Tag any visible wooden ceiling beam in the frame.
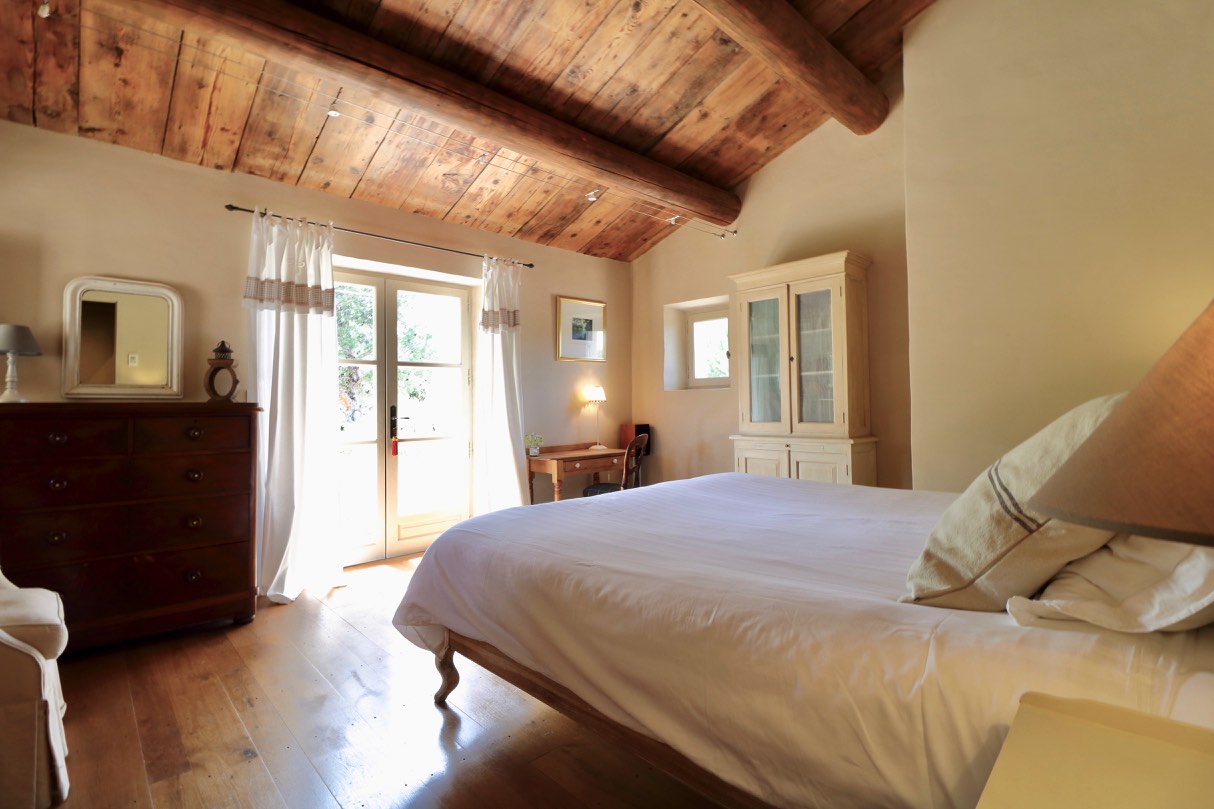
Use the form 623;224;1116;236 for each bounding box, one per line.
126;0;742;226
688;0;889;135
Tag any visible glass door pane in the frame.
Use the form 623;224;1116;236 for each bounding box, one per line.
748;297;782;423
796;288;835;425
335;279;386;566
387;284;470;557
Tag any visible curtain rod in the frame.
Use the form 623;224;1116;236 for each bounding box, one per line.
223;204;534;268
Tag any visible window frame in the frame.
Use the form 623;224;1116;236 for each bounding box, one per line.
685;307;730;389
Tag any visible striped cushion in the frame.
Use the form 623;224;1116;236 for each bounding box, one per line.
903;393;1124;611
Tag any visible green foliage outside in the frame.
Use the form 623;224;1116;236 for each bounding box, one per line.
336;284;437;426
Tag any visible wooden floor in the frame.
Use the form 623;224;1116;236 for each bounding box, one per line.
56;556;719;809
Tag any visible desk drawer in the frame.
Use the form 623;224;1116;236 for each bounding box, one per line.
3;494;252;569
560;456;622;475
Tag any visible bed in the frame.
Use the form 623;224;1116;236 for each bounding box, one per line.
393;472;1214;809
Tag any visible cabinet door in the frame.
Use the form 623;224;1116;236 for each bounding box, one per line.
735;444;789;477
736;286;790;434
789;278;846;436
789;449;847;483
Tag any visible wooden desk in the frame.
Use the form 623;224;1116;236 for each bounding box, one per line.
527;442;626;503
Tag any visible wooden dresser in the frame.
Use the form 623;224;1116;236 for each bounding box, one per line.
0;402;258;650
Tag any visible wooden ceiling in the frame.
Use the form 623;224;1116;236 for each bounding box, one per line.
2;0;935;261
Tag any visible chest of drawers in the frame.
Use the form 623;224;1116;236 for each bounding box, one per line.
0;402;258;650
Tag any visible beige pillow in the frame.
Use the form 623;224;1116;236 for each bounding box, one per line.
1008;534;1214;632
903;393;1123;611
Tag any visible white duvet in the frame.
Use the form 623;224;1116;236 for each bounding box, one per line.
394;473;1214;809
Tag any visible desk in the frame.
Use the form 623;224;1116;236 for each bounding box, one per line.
527;443;626;503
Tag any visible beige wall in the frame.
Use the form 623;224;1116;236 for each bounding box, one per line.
632;78;913;489
0;122;630;500
904;0;1214;492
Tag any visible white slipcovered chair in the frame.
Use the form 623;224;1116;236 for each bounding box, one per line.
0;569;69;809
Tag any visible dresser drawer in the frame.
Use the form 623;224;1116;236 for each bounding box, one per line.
3;494;252;570
21;542;253;624
0;416;128;459
128;452;253;498
0;457;129;509
0;452;252;509
134;415;252;454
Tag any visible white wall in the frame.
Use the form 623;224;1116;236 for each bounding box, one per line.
904;0;1214;491
0;121;631;500
632;78;913;489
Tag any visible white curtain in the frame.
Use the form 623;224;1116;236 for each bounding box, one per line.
243;211;342;603
472;256;527;514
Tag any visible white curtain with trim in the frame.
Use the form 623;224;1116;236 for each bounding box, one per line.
472;256;527;514
243;210;342;603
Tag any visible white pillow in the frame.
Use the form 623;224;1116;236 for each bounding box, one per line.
1008;534;1214;633
903;393;1122;611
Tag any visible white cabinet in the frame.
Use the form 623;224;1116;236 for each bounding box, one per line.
731;435;878;485
729;251;877;485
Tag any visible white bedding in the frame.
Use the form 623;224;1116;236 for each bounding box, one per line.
394;473;1214;809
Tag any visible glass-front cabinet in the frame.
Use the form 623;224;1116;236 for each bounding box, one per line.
730;251;877;485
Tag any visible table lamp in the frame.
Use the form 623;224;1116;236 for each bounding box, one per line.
0;324;41;403
586;384;607;449
1030;299;1214;546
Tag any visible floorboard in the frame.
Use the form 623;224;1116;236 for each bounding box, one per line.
55;556;723;809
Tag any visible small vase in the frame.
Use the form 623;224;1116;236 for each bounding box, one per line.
528;447;539;456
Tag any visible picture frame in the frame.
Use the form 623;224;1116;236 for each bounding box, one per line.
555;296;606;362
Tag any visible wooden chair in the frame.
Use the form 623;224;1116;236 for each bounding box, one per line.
583;433;649;497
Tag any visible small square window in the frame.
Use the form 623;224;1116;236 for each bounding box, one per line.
687;309;729;388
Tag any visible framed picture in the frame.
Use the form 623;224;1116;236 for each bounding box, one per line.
555;296;606;362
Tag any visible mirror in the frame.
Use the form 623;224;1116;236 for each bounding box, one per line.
62;276;183;398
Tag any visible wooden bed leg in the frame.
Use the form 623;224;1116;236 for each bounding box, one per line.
433;641;460;704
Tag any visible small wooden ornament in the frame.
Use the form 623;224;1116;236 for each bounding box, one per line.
204;340;240;403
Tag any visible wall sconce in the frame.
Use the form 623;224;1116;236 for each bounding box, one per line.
0;324;42;403
585;384;607;449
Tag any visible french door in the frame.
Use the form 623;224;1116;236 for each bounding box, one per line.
334;270;472;565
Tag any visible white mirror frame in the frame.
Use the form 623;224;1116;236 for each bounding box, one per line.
62;276;183;398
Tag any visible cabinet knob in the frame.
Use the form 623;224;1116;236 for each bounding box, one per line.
48;478;68;492
186;426;206;441
47;431;69;446
612;458;619;464
185;514;204;530
47;530;68;545
184;569;204;584
574;462;581;469
185;469;205;483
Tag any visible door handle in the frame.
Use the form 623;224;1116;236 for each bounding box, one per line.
390;404;398;456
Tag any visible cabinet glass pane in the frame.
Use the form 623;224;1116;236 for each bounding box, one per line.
748;298;781;423
797;288;834;424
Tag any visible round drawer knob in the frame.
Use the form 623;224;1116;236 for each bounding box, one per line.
48;478;68;492
48;530;68;545
574;462;581;469
47;431;69;446
184;569;204;584
612;458;619;464
185;469;205;483
186;426;206;440
185;515;204;530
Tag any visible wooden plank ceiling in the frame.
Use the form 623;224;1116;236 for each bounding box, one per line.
2;0;935;261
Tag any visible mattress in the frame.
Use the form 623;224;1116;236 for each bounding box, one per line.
394;473;1214;809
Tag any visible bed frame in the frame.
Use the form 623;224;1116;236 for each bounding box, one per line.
433;630;777;809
